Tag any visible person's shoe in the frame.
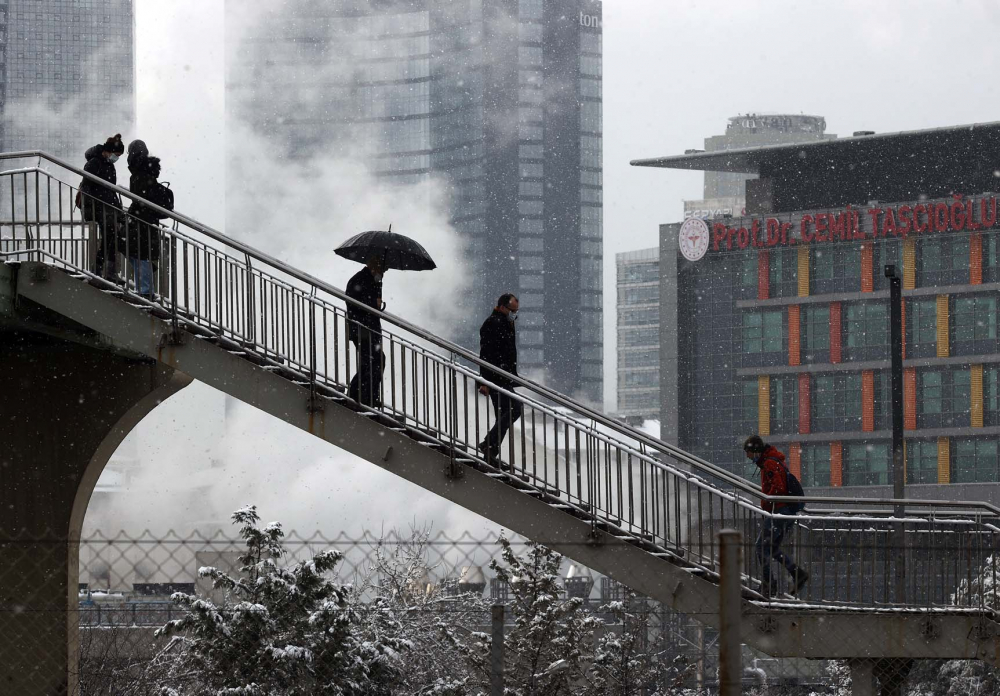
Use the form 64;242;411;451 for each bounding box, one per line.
477;441;496;463
790;570;809;595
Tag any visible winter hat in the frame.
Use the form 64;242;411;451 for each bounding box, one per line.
102;134;124;154
142;156;161;179
127;139;148;167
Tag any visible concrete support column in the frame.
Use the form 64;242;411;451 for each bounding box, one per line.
850;659;875;696
0;331;189;695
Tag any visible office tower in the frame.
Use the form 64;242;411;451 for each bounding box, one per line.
226;0;603;403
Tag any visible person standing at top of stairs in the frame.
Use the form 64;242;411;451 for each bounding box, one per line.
80;134;125;280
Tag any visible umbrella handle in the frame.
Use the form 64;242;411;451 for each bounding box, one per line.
380;301;387;311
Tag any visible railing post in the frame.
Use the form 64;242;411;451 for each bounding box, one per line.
491;603;505;696
718;529;742;696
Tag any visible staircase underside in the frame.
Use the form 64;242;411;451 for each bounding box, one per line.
6;261;999;665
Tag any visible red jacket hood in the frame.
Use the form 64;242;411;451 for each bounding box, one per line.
760;445;785;465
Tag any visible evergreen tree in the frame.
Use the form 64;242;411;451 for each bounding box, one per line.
446;536;600;695
155;506;409;695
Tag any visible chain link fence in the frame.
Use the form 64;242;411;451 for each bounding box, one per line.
0;528;992;694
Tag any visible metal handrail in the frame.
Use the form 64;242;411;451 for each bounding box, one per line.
7;150;1000;516
4;154;1000;610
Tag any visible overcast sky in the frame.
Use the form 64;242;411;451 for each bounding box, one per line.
111;0;1000;534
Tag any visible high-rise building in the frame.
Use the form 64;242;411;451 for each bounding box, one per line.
615;247;658;422
2;1;136;160
684;114;834;221
226;0;603;403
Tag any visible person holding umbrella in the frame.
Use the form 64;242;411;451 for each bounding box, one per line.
345;254;387;407
336;228;436;409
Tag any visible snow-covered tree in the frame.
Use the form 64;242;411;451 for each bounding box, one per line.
155;505;409;695
582;591;673;695
350;527;488;694
445;535;600;695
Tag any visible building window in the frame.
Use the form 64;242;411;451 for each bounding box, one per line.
954;296;997;342
812;373;862;432
908;440;939;484
769;249;797;297
740;256;756;290
916;369;970;427
804;305;830;352
770;376;798;434
845;443;889;486
742;310;783;353
954;439;1000;483
845;302;888;352
812;247;835;281
987;366;1000;426
908;299;937;347
801;444;830;488
919;370;943;415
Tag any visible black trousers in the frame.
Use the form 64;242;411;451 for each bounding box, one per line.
754;511;800;583
348;334;384;407
482;389;522;453
91;209;121;280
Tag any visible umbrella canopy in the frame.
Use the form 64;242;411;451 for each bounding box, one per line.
334;230;436;271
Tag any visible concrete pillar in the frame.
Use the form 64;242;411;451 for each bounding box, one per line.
850;659;875;696
0;330;190;695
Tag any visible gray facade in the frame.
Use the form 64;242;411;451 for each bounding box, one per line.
3;1;135;159
615;247;658;421
226;0;603;404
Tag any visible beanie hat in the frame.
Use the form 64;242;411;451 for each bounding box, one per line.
102;134;124;154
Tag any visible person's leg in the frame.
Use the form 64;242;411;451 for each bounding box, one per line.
754;518;774;582
482;390;503;451
370;339;384;407
348;338;362;403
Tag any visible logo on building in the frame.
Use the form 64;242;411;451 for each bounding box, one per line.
678;218;710;261
579;11;600;28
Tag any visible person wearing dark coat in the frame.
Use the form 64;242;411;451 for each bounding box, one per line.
81;134;125;279
477;293;522;464
123;154;169;298
744;435;809;597
346;256;386;408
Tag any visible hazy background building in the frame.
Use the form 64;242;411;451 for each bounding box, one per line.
615;247;658;422
3;0;135;159
683;114;834;221
225;0;603;404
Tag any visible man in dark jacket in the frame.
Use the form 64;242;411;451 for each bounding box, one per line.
125;154;171;298
346;255;386;408
744;435;808;596
478;294;522;463
81;134;125;279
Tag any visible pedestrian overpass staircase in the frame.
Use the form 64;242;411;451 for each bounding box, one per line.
3;152;1000;674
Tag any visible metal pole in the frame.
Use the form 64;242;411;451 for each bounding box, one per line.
885;265;905;508
718;529;742;696
491;603;505;696
886;265;906;604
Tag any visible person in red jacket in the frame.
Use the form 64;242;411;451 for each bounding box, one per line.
744;435;809;597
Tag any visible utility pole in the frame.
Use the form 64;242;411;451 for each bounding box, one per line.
718;530;742;696
885;264;906;603
885;265;905;507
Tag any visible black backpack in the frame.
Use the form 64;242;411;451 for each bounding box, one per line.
147;181;174;213
783;464;806;513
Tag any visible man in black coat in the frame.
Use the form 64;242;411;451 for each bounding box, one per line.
346;255;386;408
81;134;125;279
478;293;522;463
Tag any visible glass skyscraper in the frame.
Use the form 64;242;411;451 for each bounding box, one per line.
2;0;135;160
226;0;603;404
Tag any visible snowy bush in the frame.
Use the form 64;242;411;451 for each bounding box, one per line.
154;505;409;695
444;535;601;695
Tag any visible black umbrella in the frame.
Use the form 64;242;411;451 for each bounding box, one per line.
334;229;437;271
